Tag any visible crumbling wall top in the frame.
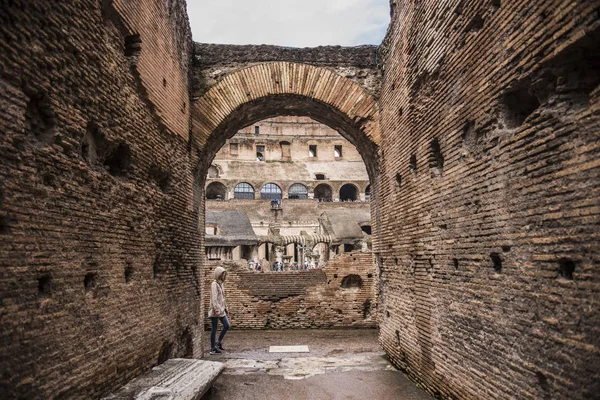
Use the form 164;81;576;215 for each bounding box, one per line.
194;43;379;67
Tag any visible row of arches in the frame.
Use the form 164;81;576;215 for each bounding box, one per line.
206;182;371;202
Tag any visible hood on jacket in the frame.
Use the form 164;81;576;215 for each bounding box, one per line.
214;266;226;281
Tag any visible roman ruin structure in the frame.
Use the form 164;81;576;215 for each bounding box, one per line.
204;116;371;264
0;0;598;399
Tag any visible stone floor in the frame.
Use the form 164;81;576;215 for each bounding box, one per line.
201;329;431;400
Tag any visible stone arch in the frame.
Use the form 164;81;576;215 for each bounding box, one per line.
260;183;282;200
233;182;255;199
206;181;227;200
314;183;333;202
192;62;380;184
288;183;309;199
340;183;359;201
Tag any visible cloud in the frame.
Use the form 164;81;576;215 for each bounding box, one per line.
186;0;390;47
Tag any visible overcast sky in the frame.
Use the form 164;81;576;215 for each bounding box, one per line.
186;0;390;47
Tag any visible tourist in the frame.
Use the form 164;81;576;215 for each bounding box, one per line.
209;266;230;355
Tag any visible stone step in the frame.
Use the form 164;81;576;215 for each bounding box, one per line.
103;359;224;400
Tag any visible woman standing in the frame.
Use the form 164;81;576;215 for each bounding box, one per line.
209;266;230;354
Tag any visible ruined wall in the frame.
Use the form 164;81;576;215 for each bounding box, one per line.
206;199;371;230
0;1;200;398
203;252;377;329
377;1;600;399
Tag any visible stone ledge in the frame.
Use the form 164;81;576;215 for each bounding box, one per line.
103;359;224;400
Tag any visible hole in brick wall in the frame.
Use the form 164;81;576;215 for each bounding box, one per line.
333;274;338;279
367;273;373;278
398;107;403;117
163;78;167;87
84;273;97;292
344;244;354;252
182;102;186;113
490;252;502;273
341;274;363;288
157;341;173;364
82;121;104;164
124;265;134;284
558;258;576;280
395;329;400;342
465;14;484;33
409;154;417;174
386;310;391;318
104;143;131;176
124;34;142;57
542;26;600;107
42;173;56;187
81;122;107;165
153;259;160;278
461;120;477;147
498;83;540;129
491;0;501;8
394;257;398;265
429;138;444;174
502;245;511;252
395;173;402;187
362;299;371;319
24;90;56;144
0;216;10;234
453;258;459;269
149;165;172;194
536;371;550;391
38;274;52;297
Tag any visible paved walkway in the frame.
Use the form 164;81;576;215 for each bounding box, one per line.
201;329;431;400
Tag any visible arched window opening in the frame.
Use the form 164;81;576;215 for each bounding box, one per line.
340;184;358;201
288;183;308;199
233;182;255;199
261;183;282;200
365;185;371;201
314;184;333;202
206;182;227;200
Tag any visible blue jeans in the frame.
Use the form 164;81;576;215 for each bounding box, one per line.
210;316;230;349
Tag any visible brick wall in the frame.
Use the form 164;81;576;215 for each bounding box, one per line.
377;1;600;399
110;0;192;138
203;252;377;329
0;1;199;398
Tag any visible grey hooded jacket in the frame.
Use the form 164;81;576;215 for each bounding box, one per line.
208;266;227;318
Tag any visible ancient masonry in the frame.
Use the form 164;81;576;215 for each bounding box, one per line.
0;1;598;400
203;253;376;330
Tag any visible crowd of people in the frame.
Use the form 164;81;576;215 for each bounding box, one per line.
247;260;317;272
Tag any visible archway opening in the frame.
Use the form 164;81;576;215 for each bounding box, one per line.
206;182;227;200
193;67;380;338
314;184;333;202
288;183;308;199
340;184;359;201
